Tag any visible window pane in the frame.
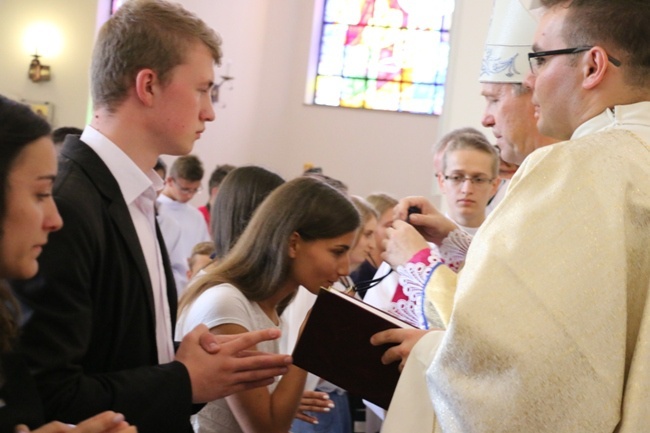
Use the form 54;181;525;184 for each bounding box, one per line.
313;0;454;115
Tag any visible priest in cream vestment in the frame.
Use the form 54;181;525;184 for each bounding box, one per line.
382;1;650;432
394;111;650;433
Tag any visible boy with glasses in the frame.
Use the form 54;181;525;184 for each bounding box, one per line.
158;155;211;294
366;129;499;329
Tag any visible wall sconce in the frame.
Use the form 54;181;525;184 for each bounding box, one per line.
23;22;62;83
28;55;50;82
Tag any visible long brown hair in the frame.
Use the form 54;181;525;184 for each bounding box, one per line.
179;176;360;314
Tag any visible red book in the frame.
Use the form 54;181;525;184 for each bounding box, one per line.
292;287;416;410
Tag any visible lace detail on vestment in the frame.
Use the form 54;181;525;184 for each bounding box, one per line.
438;228;473;270
388;229;471;329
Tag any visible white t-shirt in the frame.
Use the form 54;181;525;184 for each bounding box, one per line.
176;283;279;433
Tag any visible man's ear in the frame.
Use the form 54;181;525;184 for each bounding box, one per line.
582;46;609;90
436;172;446;193
288;232;301;258
134;68;158;106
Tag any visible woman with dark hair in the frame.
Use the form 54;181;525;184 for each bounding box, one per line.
287;195;379;433
177;176;360;433
210;166;285;260
0;95;136;433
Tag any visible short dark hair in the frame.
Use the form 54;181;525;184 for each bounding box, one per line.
154;158;167;178
169;155;204;182
540;0;650;87
52;126;82;146
208;164;236;190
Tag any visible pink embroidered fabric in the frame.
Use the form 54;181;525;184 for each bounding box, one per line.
387;229;472;328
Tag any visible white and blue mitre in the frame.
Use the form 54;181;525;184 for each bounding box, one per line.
480;0;538;84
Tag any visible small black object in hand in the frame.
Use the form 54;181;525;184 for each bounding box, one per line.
407;206;421;223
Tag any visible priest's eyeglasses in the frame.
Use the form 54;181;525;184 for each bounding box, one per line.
528;46;621;75
443;174;494;186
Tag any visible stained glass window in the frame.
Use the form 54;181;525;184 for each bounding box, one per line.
312;0;454;115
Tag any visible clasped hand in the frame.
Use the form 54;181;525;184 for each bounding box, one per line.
176;324;292;403
15;411;136;433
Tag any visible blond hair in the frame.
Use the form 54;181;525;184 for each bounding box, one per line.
366;193;398;217
188;241;215;269
351;196;378;225
442;129;499;177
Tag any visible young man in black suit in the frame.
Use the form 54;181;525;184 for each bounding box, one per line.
12;2;291;432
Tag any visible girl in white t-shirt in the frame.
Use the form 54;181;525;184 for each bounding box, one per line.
176;176;360;433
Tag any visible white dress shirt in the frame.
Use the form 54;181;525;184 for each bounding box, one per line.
81;126;175;364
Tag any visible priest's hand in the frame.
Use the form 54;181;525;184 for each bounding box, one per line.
393;196;458;246
370;328;431;371
382;220;430;267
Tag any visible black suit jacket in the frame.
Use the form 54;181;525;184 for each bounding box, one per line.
12;136;193;433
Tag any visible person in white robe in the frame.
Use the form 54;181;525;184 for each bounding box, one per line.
376;0;559;329
381;0;650;432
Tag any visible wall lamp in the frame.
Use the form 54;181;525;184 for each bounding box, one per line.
24;22;61;83
28;55;50;82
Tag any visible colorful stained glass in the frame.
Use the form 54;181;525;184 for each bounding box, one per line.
313;0;454;115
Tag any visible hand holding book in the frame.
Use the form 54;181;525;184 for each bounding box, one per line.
292;287;416;410
370;327;433;371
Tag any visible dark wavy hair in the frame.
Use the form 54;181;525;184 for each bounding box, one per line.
211;166;285;259
0;95;52;351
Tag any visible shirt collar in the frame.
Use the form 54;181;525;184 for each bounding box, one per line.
572;101;650;140
81;125;164;205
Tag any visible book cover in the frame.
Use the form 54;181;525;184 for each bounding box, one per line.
291;287;415;410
